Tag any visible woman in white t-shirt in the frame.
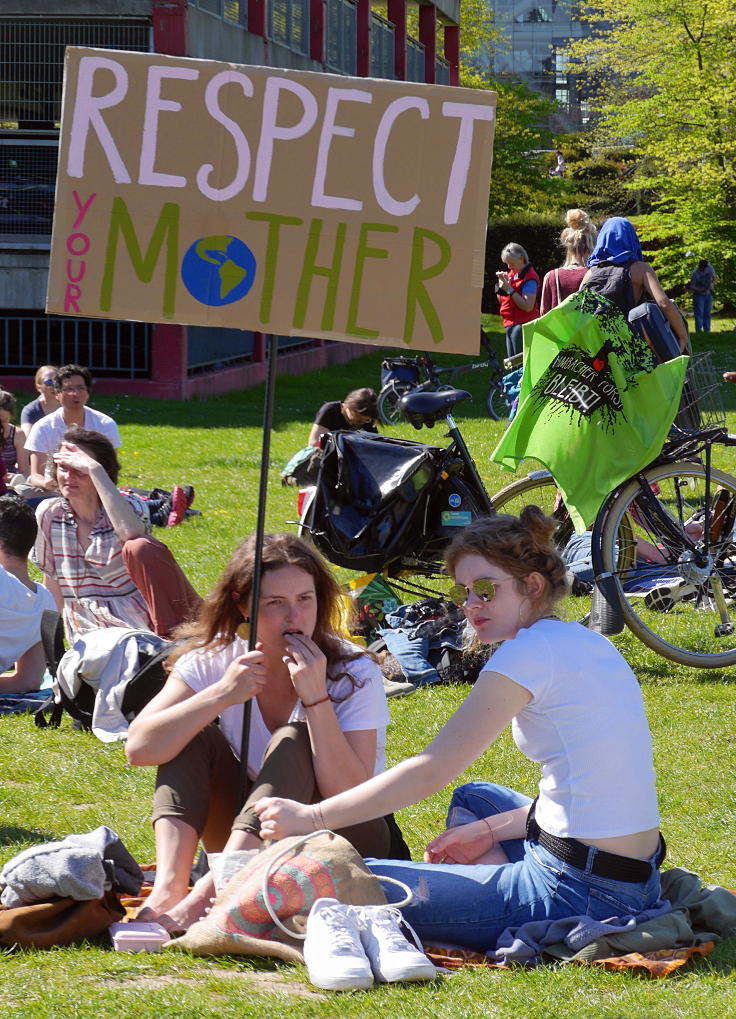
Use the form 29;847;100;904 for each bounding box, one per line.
255;509;666;952
126;533;399;932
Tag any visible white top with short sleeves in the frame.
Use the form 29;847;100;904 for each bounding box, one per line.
486;618;660;839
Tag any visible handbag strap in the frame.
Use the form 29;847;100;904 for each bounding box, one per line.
261;830;413;939
554;269;561;306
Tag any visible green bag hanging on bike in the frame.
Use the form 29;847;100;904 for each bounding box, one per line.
492;290;688;533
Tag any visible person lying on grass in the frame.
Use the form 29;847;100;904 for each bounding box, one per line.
126;533;406;933
255;509;666;953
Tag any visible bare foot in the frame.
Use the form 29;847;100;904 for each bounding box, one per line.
147;872;217;934
136;881;190;920
723;372;736;384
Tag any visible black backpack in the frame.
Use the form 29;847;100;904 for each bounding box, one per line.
35;618;176;731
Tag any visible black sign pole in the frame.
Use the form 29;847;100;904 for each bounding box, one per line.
238;333;278;806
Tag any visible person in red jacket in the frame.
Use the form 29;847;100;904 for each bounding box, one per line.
495;243;540;357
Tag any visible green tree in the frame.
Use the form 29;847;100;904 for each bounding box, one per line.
567;0;736;304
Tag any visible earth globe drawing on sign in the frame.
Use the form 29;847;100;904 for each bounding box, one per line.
181;235;257;306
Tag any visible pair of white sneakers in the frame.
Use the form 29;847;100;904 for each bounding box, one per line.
304;897;437;991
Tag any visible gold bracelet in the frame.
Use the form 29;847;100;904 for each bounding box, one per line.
482;816;495;848
302;693;330;709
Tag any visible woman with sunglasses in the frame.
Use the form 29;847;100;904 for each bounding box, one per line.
255;507;665;952
20;365;60;439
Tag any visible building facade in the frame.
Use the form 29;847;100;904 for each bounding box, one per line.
476;0;590;131
0;0;460;398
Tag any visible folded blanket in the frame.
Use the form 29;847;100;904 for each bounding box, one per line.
0;825;143;907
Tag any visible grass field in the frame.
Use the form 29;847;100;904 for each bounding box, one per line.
1;317;735;1017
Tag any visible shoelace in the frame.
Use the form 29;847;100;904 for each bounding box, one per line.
365;906;425;953
319;905;364;954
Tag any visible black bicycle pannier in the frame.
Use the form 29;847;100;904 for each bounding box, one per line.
304;430;443;572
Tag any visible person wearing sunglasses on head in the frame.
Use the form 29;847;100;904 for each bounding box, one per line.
25;364;121;493
20;366;61;439
254;507;665;954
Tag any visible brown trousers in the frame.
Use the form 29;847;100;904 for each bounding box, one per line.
152;721;392;859
123;535;202;637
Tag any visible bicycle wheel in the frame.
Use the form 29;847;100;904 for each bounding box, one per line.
377;382;411;425
491;472;576;552
486;382;511;421
599;461;736;668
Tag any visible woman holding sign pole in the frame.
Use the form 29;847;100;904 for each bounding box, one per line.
126;533;406;933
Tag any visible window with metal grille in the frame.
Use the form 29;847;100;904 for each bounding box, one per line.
269;0;308;53
370;12;395;80
406;36;425;83
0;138;57;236
0;312;151;378
190;0;248;26
0;18;151;130
326;0;357;75
435;56;450;85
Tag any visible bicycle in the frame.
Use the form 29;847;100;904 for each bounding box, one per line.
302;349;736;668
377;330;520;425
491;351;736;668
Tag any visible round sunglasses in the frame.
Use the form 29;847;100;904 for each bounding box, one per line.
448;578;497;606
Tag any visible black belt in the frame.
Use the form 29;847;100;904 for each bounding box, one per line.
526;801;666;884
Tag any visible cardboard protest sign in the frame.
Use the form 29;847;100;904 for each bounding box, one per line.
47;48;496;354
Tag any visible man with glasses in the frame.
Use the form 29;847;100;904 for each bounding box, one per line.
25;365;121;493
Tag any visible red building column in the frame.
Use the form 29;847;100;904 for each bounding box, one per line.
419;5;437;84
444;24;460;86
152;0;187;56
150;323;188;398
248;0;267;38
310;0;325;62
387;0;407;80
357;0;371;77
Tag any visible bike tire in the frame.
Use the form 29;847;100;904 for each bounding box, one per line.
490;472;576;552
599;461;736;668
486;383;511;421
377;382;411;425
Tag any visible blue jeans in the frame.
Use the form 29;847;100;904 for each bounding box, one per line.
505;324;524;358
693;292;712;332
367;782;663;952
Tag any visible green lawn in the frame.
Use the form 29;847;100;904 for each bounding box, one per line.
2;322;735;1017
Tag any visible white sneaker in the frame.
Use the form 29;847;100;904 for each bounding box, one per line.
358;904;437;983
303;898;374;991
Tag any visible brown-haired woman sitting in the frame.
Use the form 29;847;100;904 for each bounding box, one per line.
126;533;399;932
33;426;201;641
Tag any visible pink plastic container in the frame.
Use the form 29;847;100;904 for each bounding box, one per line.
108;920;170;952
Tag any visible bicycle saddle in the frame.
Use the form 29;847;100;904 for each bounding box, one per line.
399;388;471;428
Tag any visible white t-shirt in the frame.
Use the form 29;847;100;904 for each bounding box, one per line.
174;636;390;781
487;619;659;840
26;407;121;453
0;565;56;671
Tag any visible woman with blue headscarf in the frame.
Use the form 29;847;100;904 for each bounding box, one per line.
580;217;688;351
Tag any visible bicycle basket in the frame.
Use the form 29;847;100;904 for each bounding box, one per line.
381;357;420;388
674;350;725;432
